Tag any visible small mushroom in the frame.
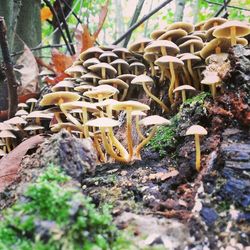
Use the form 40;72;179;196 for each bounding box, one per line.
0;130;16;152
173;85;196;103
201;72;221;98
185;125;207;171
131;110;147;140
88;63;117;79
26;98;38;113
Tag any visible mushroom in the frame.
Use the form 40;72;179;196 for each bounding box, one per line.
24;124;44;135
202;17;227;30
173;85;196;103
128;38;152;55
80;72;101;85
15;109;29;117
111;101;150;161
158;29;187;43
129;62;146;76
135;115;171;159
131;110;147;140
86;117;129;163
79;47;104;61
110;59;129;75
213;20;250;46
150;29;166;40
185;125;207;171
26;98;38;113
0;130;16;152
99;51;118;63
131;74;169;113
166;22;194;33
51;80;75;92
201;72;221;98
18;103;29;110
5;116;27;135
112;47;131;60
179;39;204;54
88;63;117;79
155;56;184;104
64;65;86;78
83;58;100;69
143;52;158;77
26;111;54;125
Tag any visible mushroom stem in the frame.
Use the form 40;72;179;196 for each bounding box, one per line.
183;67;192;85
82;107;90;138
120;88;128;101
142;83;169;113
54;112;63;123
190;44;194;54
210;83;217;98
149;62;155;77
30;103;35;113
187;60;199;90
215;46;221;54
181;90;186;102
93;134;106;163
5;138;11;153
101;68;106;79
230;26;236;46
113;84;118;100
126;108;133;161
168;62;176;104
161;47;167;56
136;115;146;140
194;134;201;171
135;125;158;159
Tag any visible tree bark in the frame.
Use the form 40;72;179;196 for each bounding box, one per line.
174;0;185;22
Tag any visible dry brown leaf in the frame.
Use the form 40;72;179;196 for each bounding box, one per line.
149;169;179;181
0;135;44;192
16;45;39;96
80;25;95;52
51;48;73;73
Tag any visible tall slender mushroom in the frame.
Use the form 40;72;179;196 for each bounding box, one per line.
173;85;196;103
131;110;147;140
185;125;207;171
88;63;117;80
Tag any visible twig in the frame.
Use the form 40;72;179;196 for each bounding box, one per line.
113;0;174;45
11;43;76;57
123;0;145;47
58;0;76;54
213;0;231;17
60;0;82;24
0;17;18;119
43;0;73;55
206;0;250;12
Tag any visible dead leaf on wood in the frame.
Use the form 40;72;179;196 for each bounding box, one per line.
0;135;44;192
51;48;74;73
149;169;179;181
16;45;40;96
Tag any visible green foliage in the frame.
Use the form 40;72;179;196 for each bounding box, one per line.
0;165;130;250
181;92;210;107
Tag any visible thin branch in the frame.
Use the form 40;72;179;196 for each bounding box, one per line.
58;0;76;54
0;17;18;119
123;0;145;47
60;0;82;24
213;0;231;17
43;0;73;55
113;0;174;46
206;0;250;12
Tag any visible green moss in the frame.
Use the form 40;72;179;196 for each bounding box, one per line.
0;165;131;250
181;92;210;107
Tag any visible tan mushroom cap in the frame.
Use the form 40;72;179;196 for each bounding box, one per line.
0;122;14;130
112;47;131;57
83;58;100;68
51;80;75;92
150;29;166;40
80;72;101;83
24;125;44;131
213;20;250;38
26;111;54;120
79;47;104;61
128;38;152;54
99;44;118;51
203;17;227;30
96;99;119;109
74;84;94;92
5;117;27;125
155;55;184;68
111;100;150;112
51;123;82;132
176;35;203;46
117;74;136;83
139;115;171;126
185;125;207;135
173;85;196;93
40;91;81;106
0;130;16;138
88;63;117;78
129;62;146;73
15;109;29;116
166;22;194;33
206;26;218;41
60;101;98;112
110;59;129;74
131;110;147;116
86;117;120;128
99;51;118;62
26;98;38;104
192;31;207;41
131;74;154;86
65;65;86;75
83;85;119;100
194;21;206;31
179;39;204;53
18;103;29;109
145;40;180;55
143;52;158;62
158;29;187;42
99;78;129;89
180;53;201;62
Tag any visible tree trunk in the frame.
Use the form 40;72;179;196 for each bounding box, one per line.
174;0;185;22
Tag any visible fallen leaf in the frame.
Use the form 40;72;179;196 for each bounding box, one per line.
16;45;40;96
40;6;53;21
51;48;73;73
0;135;44;192
80;25;95;52
149;169;179;181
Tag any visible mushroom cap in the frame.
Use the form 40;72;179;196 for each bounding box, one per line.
143;52;158;62
166;22;194;33
26;111;54;120
18;103;29;109
99;51;118;62
15;109;29;117
185;125;207;135
99;78;129;89
117;74;136;83
192;31;207;41
40;91;81;106
83;85;119;99
203;17;227;30
179;39;204;53
176;35;203;46
83;58;100;68
99;44;118;51
111;100;150;112
60;101;98;112
5;116;27;125
194;20;206;31
80;72;101;83
26;98;38;104
145;40;180;55
201;72;221;84
129;62;146;74
86;117;120;128
96;99;119;108
51;80;75;92
213;20;250;38
39;68;55;76
74;84;94;92
131;110;147;116
0;130;16;138
24;125;44;131
150;29;166;40
139;115;171;126
155;55;184;68
131;74;154;86
173;85;196;93
65;65;86;75
112;47;131;57
128;38;152;54
180;53;201;62
88;63;117;78
0;122;14;131
110;59;129;73
51;123;82;132
158;29;187;42
79;47;104;61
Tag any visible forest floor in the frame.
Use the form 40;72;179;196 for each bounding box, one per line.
0;45;249;250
